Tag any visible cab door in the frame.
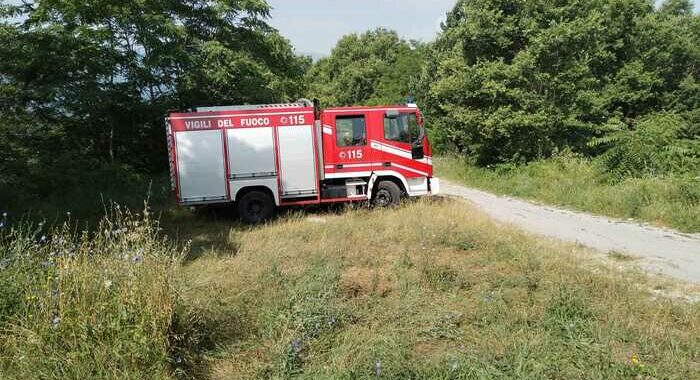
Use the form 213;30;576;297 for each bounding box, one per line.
322;112;377;177
376;111;428;179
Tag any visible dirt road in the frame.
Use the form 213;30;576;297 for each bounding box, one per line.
441;180;700;284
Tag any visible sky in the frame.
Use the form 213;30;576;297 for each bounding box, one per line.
268;0;700;57
268;0;456;58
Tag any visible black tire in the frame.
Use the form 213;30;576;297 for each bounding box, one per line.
237;190;275;224
372;180;402;208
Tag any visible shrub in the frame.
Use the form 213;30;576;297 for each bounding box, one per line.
590;113;700;180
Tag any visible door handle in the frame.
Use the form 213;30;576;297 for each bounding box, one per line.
336;164;344;169
383;162;391;167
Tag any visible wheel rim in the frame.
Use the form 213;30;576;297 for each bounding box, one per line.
246;200;264;219
375;189;392;207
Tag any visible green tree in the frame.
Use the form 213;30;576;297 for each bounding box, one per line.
421;0;700;167
660;0;694;15
306;28;424;106
0;0;309;211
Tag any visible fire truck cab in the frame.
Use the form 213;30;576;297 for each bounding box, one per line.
166;99;439;223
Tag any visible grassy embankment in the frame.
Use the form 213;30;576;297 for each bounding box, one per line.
1;199;698;379
436;155;700;233
0;207;181;379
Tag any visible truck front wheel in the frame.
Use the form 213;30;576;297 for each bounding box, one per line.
238;191;275;224
372;181;402;208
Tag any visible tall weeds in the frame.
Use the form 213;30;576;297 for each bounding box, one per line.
0;206;182;380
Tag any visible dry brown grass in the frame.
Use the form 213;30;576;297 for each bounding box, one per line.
166;198;700;379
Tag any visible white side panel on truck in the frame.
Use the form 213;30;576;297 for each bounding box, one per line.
277;125;317;198
226;127;276;178
175;130;227;203
226;127;280;204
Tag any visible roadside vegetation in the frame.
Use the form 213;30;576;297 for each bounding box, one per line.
0;207;181;379
437;154;700;233
6;200;698;379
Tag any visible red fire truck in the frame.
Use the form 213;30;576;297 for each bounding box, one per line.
165;99;440;223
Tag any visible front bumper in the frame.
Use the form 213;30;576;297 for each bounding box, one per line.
429;177;440;195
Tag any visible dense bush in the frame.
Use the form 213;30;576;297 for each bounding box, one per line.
419;0;700;169
591;112;700;179
0;207;182;379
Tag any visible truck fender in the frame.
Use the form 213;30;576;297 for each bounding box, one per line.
231;181;280;206
370;171;410;197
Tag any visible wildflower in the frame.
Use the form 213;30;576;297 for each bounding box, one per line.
174;356;183;365
66;211;71;217
104;279;113;289
631;353;640;365
51;289;59;298
375;360;382;377
291;338;302;354
51;315;61;329
1;212;6;218
132;255;142;263
40;235;47;242
0;222;4;229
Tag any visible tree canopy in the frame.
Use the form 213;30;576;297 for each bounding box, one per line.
419;0;699;168
306;28;424;106
0;0;309;208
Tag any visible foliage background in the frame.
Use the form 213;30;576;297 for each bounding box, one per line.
0;0;309;218
0;0;698;220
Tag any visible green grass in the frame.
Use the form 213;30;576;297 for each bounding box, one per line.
2;199;698;379
170;199;699;379
436;154;700;233
0;207;181;380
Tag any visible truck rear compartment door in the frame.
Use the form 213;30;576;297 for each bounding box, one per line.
226;128;276;178
175;130;228;203
278;125;318;198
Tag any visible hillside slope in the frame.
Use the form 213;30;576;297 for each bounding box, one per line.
169;199;699;379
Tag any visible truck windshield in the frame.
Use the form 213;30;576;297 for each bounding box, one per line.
384;113;422;145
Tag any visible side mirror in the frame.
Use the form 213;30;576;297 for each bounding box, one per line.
385;110;399;119
412;145;424;160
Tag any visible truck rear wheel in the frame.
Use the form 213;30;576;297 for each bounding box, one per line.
372;181;402;208
238;191;275;224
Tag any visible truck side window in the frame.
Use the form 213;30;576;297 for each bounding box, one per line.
384;113;418;144
336;115;366;147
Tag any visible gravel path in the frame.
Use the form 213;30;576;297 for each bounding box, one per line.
441;180;700;284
